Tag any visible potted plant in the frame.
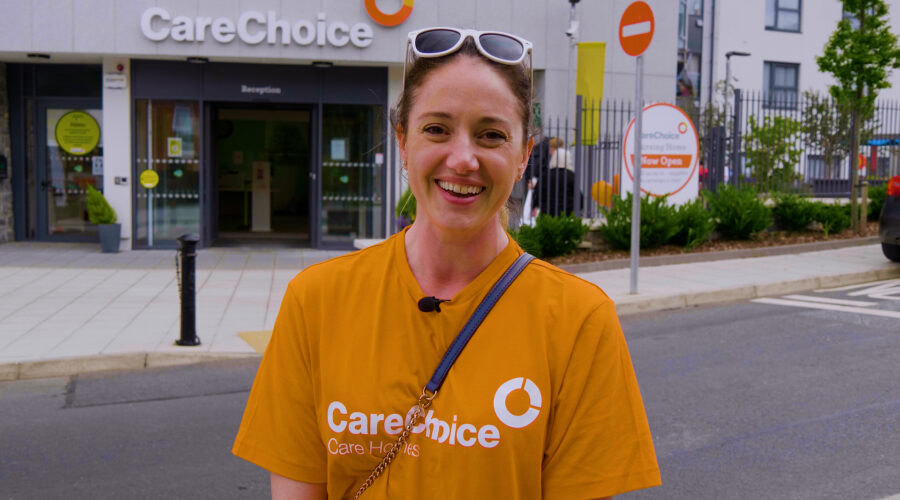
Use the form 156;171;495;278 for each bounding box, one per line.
86;184;120;253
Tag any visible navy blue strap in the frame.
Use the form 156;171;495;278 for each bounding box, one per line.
425;253;534;394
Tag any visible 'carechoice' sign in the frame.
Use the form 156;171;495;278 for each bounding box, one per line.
140;8;374;48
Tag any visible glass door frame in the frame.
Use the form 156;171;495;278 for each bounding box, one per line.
35;98;103;242
316;103;387;249
203;101;319;248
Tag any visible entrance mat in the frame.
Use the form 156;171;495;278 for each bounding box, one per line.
238;330;272;353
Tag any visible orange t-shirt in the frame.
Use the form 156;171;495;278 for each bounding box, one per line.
233;229;660;499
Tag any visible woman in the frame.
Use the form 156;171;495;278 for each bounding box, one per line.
541;137;577;216
233;28;660;499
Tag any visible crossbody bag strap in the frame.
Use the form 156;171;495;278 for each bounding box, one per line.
353;252;534;499
425;252;534;394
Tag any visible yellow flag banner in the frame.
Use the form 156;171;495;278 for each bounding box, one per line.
576;42;606;145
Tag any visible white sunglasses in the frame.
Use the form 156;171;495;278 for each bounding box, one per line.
406;27;533;66
403;27;534;111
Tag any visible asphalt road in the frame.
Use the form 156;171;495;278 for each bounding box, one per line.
1;279;899;499
624;279;900;500
0;359;265;500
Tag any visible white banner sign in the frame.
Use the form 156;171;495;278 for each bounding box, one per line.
620;103;699;205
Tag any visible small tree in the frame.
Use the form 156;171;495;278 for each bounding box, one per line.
85;185;117;225
801;90;876;179
743;115;802;192
817;0;900;232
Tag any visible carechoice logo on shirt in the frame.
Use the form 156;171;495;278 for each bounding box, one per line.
325;377;543;457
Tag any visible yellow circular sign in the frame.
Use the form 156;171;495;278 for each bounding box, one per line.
139;169;160;189
55;110;100;156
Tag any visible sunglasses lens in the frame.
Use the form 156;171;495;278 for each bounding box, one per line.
478;33;524;62
415;29;462;54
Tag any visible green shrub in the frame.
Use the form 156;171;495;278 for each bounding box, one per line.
702;184;772;239
598;193;680;250
512;225;543;257
639;194;681;249
85;185;117;224
813;202;851;237
597;194;632;250
672;198;715;250
868;183;887;221
772;193;817;231
396;187;417;221
513;213;589;258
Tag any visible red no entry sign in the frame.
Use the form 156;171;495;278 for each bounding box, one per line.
619;1;655;57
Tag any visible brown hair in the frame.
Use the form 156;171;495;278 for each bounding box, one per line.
390;37;534;145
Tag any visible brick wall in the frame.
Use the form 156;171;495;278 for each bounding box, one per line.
0;63;13;243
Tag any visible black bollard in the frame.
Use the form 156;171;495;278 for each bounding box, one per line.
175;234;201;346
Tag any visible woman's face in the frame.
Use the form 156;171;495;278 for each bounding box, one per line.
398;56;532;236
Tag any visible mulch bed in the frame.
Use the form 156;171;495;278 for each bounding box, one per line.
547;221;881;266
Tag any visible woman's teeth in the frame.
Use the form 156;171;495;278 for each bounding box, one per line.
437;180;485;197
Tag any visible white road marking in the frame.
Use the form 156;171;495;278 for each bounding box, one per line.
622;21;652;37
847;281;900;298
753;297;900;319
782;294;878;307
814;279;900;293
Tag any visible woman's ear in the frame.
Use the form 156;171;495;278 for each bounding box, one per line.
396;126;408;167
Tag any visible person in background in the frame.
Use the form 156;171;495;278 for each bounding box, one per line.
542;137;576;216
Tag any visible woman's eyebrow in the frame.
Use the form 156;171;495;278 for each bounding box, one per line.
417;111;453;121
477;116;513;128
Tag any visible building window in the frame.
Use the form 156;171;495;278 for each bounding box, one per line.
764;62;799;109
766;0;801;32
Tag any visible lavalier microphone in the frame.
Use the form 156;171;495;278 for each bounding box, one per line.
418;296;447;313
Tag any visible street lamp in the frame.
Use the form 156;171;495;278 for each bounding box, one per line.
723;50;750;184
724;50;751;127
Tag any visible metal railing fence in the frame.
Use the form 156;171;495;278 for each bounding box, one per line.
525;91;900;223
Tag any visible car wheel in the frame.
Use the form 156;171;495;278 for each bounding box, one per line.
884;243;900;263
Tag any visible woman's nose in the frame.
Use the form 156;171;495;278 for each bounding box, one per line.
445;134;479;173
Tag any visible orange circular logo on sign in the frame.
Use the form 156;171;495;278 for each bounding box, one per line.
619;1;655;57
365;0;414;27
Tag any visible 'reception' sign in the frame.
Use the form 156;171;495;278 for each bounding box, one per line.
620;103;699;205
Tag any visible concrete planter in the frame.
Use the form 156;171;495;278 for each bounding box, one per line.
98;223;121;253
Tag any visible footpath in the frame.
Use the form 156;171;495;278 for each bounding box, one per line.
1;239;898;381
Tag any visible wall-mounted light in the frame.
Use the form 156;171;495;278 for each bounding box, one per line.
186;57;209;64
27;53;51;59
311;61;334;68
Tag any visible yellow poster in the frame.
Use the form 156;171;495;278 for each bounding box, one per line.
140;169;159;189
576;42;606;145
55;110;101;155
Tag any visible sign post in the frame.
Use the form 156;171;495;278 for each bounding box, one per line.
619;1;654;294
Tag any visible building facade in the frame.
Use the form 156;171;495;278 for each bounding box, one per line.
699;0;900;109
0;0;675;249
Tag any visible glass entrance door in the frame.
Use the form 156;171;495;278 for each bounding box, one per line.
319;104;385;247
133;100;202;249
36;102;103;241
212;107;312;245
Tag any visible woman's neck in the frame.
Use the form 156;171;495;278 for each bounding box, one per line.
404;220;509;300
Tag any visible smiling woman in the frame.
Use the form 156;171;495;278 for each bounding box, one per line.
233;27;661;500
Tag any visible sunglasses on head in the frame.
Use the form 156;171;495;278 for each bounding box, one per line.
403;28;534;112
406;28;533;66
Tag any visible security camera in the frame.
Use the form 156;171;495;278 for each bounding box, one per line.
566;20;579;38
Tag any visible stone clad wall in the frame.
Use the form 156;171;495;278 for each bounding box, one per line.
0;63;13;243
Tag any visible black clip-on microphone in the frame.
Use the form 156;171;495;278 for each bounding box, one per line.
418;296;448;313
